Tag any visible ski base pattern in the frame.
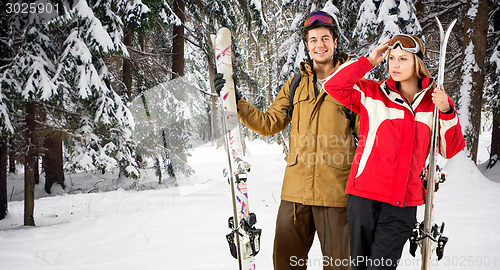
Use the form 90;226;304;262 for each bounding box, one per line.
408;17;456;270
213;27;261;270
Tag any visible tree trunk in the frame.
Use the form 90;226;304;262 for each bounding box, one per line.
414;0;424;14
172;0;185;79
0;135;7;220
491;116;500;162
139;33;146;52
489;5;500;166
461;0;489;163
123;30;133;98
8;143;15;173
0;9;12;196
43;132;65;194
161;129;176;180
34;156;39;185
24;102;36;226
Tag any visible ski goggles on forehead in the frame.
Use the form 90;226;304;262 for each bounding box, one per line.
303;12;335;28
388;34;420;53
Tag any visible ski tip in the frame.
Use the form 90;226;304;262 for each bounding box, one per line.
215;28;232;48
448;19;458;31
217;27;231;36
435;17;444;38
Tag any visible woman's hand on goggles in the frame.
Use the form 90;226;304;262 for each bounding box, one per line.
367;40;390;66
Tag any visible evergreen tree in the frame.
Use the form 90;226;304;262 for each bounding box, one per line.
0;83;11;134
0;6;58;226
129;78;207;183
353;0;421;79
52;0;138;177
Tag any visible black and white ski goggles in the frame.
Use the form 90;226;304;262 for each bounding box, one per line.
388;34;423;59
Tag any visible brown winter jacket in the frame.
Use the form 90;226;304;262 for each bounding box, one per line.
237;58;359;207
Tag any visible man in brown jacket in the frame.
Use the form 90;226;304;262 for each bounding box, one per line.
215;11;357;270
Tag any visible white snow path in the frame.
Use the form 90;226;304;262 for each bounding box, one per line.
0;141;499;270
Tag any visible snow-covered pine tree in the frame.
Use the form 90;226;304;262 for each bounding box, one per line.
0;81;12;135
335;0;362;53
351;0;378;56
182;8;213;141
185;0;225;145
186;0;263;147
107;0;149;98
353;0;421;80
112;0;205;181
0;9;12;134
129;77;208;184
259;1;284;105
233;0;270;114
52;0;138;178
0;7;60;225
248;0;269;34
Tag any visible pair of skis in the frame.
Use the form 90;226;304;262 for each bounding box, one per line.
212;28;261;270
409;17;457;270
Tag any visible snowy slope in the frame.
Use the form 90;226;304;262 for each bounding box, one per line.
1;141;499;270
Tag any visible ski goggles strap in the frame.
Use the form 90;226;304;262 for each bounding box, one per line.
388;34;424;59
303;11;335;28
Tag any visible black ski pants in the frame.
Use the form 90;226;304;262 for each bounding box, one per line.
273;200;351;270
347;195;417;270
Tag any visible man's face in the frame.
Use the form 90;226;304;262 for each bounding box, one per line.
305;27;337;65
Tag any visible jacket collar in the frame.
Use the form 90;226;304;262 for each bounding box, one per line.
299;54;350;101
380;76;435;112
385;76;433;93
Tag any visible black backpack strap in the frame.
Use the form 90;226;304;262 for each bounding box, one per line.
344;107;355;130
344;106;358;145
286;73;302;118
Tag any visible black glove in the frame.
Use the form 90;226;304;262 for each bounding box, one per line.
213;73;242;102
214;73;225;96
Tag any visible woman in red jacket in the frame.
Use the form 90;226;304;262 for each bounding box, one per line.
322;35;465;269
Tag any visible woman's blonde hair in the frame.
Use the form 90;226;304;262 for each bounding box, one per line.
412;34;431;80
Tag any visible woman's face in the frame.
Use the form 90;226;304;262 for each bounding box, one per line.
388;47;416;83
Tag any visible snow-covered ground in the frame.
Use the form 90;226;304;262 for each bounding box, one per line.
1;140;499;270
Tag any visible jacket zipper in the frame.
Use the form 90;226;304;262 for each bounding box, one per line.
402;115;417;207
381;82;433;206
399;94;415;115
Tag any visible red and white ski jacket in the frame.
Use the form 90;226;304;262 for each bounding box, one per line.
322;56;465;207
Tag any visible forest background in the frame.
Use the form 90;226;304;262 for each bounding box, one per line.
0;0;499;225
